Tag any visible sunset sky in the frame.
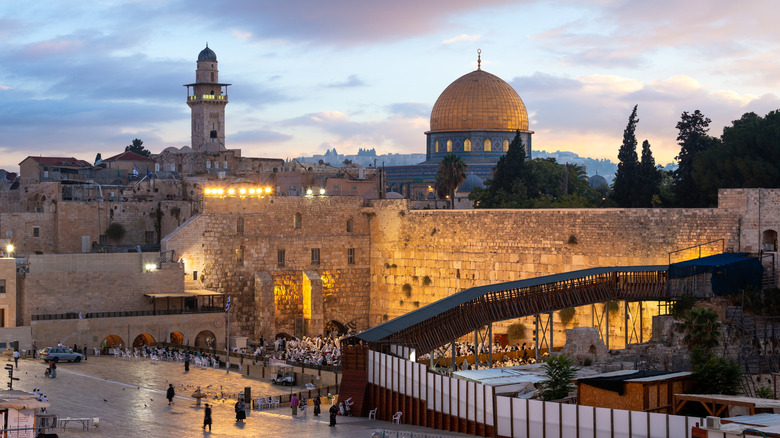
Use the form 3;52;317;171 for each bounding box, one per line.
2;0;779;173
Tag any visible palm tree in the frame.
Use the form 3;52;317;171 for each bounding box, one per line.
682;306;721;362
435;154;467;209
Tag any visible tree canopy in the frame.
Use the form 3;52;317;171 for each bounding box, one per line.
434;154;467;209
672;110;716;207
125;138;151;157
611;105;641;207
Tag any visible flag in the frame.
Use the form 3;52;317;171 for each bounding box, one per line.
146;168;153;179
225;294;231;312
132;167;139;177
117;169;121;179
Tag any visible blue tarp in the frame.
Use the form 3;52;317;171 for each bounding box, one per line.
668;252;763;295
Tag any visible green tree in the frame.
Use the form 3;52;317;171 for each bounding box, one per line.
94;153;102;165
105;222;126;242
434;154;467;209
672;110;715;207
637;140;661;207
693;356;742;395
611;105;640;207
125;138;151;157
681;307;721;365
541;355;579;400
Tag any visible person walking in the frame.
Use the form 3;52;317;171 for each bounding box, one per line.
48;362;56;378
234;399;246;422
290;394;299;416
13;350;19;368
329;403;338;427
299;396;307;416
31;341;37;359
313;395;321;416
202;403;212;431
166;384;175;406
83;344;87;361
184;357;190;372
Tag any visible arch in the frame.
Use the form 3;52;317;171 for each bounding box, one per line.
194;330;217;350
293;212;302;229
133;333;155;348
346;218;354;233
427;192;437;200
763;229;778;251
324;320;347;336
101;334;124;349
503;139;509;151
435;140;439;153
464;139;472;152
210;72;214;82
484;138;492;152
446;140;453;153
274;332;292;340
236;217;244;234
169;331;184;345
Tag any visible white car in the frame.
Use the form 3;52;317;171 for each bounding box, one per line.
39;347;84;363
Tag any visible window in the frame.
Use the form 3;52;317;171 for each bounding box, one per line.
206;161;211;169
333;184;339;191
235;248;244;266
278;249;285;267
435;140;439;153
503;139;509;151
155;163;160;171
236;217;244;234
214;161;219;169
311;248;320;265
346;218;354;233
446;140;452;152
0;280;5;294
294;213;302;229
33;227;39;238
223;161;228;169
464;139;471;152
99;235;107;244
145;231;155;244
484;139;492;151
348;248;355;265
193;271;198;281
169;163;175;171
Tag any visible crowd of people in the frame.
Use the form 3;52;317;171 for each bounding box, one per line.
418;340;539;370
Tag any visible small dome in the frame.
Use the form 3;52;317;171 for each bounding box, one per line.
385;191;404;199
588;174;608;189
198;45;217;62
458;174;485;193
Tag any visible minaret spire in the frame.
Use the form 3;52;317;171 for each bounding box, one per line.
477;49;481;70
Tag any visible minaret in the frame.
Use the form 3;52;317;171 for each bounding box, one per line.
184;44;231;152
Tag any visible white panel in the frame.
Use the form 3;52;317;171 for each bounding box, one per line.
392;357;399;392
427;373;435;410
380;353;386;388
686;416;702;438
595;407;612;438
485;386;494;426
496;396;512;438
578;405;596;438
649;413;667;438
668;415;686;438
467;382;475;421
514;398;528;438
546;401;561;438
528;400;544;438
630;411;649;438
613;409;630;438
561;403;578;438
441;375;449;415
476;383;484;426
368;350;375;384
459;379;468;421
404;360;413;396
412;362;419;399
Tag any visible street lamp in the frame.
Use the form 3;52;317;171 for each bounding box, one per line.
5;244;13;257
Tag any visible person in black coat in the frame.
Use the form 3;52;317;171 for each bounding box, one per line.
166;384;175;405
203;403;212;431
313;396;321;416
184;357;190;372
329;403;338;427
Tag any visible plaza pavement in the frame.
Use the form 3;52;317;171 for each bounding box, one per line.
3;355;473;437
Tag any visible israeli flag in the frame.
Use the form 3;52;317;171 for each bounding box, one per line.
225;294;231;312
132;167;139;177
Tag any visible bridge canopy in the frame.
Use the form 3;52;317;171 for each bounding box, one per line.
668;252;763;295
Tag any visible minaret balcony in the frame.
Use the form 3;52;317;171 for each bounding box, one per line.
188;94;228;102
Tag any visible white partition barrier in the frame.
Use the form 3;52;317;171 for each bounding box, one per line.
368;350;701;437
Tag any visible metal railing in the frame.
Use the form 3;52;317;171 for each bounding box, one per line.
31;307;224;321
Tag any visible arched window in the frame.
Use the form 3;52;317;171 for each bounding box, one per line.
503;139;509;151
763;229;778;251
446;140;452;152
236;217;244;234
464;139;471;152
435;140;439;153
294;213;302;229
346;218;354;233
210;72;214;82
484;139;492;151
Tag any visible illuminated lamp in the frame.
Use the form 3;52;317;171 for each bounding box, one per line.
228;188;235;195
6;244;13;255
265;187;272;194
306;188;313;196
319;188;326;195
249;188;256;194
144;263;156;272
205;188;212;195
217;188;224;195
239;188;246;195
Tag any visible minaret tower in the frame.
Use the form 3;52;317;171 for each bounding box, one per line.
184;44;231;152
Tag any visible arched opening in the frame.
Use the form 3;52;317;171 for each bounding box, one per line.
133;333;155;349
324;320;347;337
484;139;492;152
274;332;292;340
194;330;217;350
464;139;472;152
435;140;439;153
503;139;509;151
210;72;214;82
236;217;244;234
346;218;354;233
427;192;436;200
293;213;302;229
763;229;778;251
169;331;184;345
101;335;124;349
446;140;452;152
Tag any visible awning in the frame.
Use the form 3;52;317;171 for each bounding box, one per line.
144;289;224;299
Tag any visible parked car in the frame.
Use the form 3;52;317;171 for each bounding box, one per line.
271;372;295;386
39;347;84;363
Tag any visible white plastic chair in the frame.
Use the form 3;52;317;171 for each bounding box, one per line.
392;411;402;424
92;417;100;429
368;408;377;420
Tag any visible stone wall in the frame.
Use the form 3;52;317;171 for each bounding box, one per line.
0;258;17;328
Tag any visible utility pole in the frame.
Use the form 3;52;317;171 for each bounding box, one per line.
5;365;19;390
226;294;231;375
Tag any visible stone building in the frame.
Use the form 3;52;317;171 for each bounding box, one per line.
185;44;230;153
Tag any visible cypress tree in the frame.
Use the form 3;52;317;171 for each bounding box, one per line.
612;105;640;207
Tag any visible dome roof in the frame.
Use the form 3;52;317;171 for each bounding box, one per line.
385;191;404;199
588;174;608;189
458;174;485;192
198;45;217;62
430;69;528;133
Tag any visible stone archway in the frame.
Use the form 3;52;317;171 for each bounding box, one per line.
169;331;184;345
133;333;155;348
101;335;124;349
324;320;346;337
194;330;216;350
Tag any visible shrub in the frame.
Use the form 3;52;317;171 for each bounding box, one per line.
422;276;432;286
671;294;698;319
507;323;527;341
402;283;412;297
541;355;579;400
105;222;126;242
604;301;620;314
558;308;576;326
755;386;773;399
693;356;741;395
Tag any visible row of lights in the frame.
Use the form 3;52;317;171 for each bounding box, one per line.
204;187;273;196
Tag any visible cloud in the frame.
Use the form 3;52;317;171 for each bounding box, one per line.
230;129;293;143
324;74;366;88
387;102;430;118
442;34;481;45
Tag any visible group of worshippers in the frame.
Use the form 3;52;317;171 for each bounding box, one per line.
268;334;343;367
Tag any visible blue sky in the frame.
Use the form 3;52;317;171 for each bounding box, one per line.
2;0;780;173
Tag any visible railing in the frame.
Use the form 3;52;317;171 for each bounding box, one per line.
31;307;224;321
188;94;228;101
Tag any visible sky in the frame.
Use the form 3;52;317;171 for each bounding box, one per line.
2;0;780;173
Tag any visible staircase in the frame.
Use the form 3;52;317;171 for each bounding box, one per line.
725;306;780;373
338;345;369;417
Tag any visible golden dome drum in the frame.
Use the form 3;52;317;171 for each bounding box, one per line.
429;69;529;133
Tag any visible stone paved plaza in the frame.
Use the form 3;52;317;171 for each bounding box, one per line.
5;355;471;437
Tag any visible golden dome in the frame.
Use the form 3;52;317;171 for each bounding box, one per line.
429;69;529;133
